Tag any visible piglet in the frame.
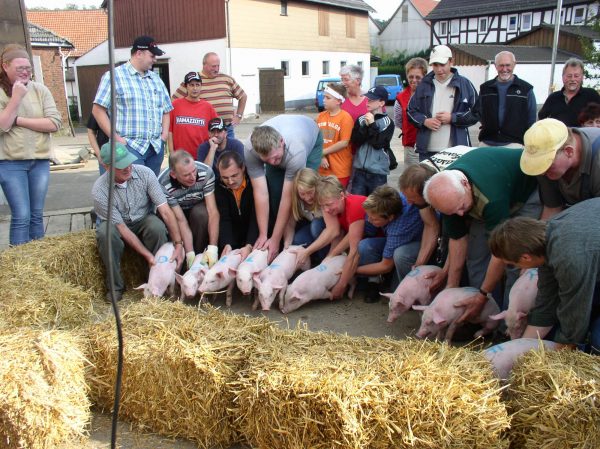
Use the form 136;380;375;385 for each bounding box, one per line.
175;253;207;301
281;255;354;313
235;249;269;295
484;338;559;381
412;287;500;342
253;245;306;311
135;242;177;298
382;265;442;323
489;268;538;340
198;249;243;306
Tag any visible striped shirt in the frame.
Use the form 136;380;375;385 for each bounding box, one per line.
92;165;168;225
172;72;245;124
157;161;216;210
94;62;173;156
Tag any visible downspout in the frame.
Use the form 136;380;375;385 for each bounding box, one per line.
225;0;232;73
549;0;563;94
58;46;75;136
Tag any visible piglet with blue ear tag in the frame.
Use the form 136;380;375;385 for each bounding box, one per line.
281;255;354;314
175;252;208;301
135;242;177;298
198;248;243;306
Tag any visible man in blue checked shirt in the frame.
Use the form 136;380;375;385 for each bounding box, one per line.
355;185;424;303
92;36;173;176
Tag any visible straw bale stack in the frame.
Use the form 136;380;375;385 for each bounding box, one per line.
507;348;600;448
232;329;509;449
0;328;90;449
0;231;148;330
85;299;273;449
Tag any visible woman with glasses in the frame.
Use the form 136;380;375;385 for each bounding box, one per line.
0;44;62;245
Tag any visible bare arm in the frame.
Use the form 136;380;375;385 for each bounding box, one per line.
231;93;248;126
322;140;349;156
92;104;125;144
413;207;440;266
116;223;155;266
330;220;364;298
522;325;553;340
271;180;294;245
157;203;184;268
283;214;296;248
355;257;394;276
15;116;58;133
251;176;269;247
168;132;174;155
541;205;563;221
202;137;219;168
161;112;170;142
171;205;194;254
446;236;468;288
205;193;220;246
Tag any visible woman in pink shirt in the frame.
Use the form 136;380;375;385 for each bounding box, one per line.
340;65;368;122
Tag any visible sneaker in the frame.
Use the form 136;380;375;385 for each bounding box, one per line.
364;282;381;303
105;290;123;303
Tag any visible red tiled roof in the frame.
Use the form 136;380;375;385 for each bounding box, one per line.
27;9;107;57
412;0;440;18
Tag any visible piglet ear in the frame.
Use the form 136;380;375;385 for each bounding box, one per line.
432;311;447;325
516;311;528;320
175;274;184;285
412;305;428;311
380;293;393;299
134;284;147;291
253;273;262;288
229;267;237;275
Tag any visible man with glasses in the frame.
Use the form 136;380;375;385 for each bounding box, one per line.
196;117;244;181
93;35;172;175
474;51;536;148
214;151;258;253
539;57;600;127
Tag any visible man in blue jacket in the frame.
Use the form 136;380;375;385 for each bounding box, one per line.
407;45;478;161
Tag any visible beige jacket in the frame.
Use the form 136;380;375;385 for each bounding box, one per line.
0;82;62;160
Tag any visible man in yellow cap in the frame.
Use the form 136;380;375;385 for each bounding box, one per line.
520;117;600;220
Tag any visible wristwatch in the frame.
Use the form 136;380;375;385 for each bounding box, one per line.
235;114;243;118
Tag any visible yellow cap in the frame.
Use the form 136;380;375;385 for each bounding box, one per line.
520;118;568;176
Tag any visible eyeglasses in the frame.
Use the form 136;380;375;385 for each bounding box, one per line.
15;66;32;73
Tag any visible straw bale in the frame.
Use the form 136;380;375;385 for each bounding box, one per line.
0;231;149;330
507;348;600;449
232;329;509;449
0;328;90;449
84;299;273;449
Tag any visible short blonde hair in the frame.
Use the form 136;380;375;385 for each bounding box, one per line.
405;57;428;76
291;168;321;221
316;176;344;204
250;125;281;157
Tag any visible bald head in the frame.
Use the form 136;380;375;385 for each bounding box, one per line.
423;170;473;216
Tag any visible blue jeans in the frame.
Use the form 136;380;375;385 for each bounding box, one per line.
358;237;386;282
293;217;327;261
128;143;165;176
0;159;50;245
393;240;421;288
225;124;235;140
350;169;387;197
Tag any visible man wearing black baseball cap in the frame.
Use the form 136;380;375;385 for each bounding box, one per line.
197;117;245;180
168;71;218;159
92;35;173;176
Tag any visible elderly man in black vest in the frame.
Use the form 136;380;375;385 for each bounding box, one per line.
474;51;536;148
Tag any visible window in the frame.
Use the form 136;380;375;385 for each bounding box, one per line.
401;4;408;23
357;61;363;68
521;12;532;31
340;60;347;67
450;19;459;35
478;17;488;33
507;14;518;32
322;60;330;75
281;0;287;16
346;13;355;38
281;60;289;77
439;21;448;36
574;6;585;24
319;8;330;36
302;61;310;76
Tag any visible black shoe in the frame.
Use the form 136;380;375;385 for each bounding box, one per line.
105;290;123;303
364;282;381;303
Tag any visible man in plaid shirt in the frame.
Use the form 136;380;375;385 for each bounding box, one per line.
92;36;173;176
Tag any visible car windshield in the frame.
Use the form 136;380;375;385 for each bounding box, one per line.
317;82;327;91
375;77;398;87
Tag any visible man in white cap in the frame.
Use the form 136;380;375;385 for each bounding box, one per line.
520;117;600;220
92;142;184;301
407;45;478;161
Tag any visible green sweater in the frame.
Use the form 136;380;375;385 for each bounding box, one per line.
442;147;537;239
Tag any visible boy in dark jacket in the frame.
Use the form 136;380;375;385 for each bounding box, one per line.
350;85;395;196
